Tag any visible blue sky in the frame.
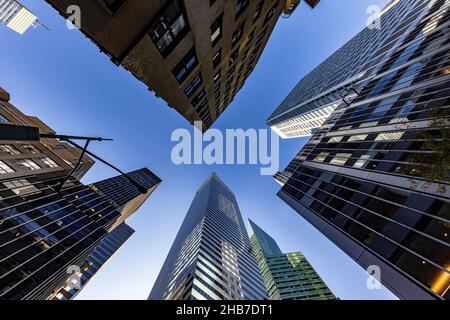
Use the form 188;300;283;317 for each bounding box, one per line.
1;0;397;300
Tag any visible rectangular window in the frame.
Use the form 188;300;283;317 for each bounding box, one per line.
214;70;222;83
229;49;239;66
330;153;352;166
348;134;368;142
192;89;206;106
148;1;189;56
0;161;14;174
235;0;249;19
184;74;203;98
17;159;41;171
353;155;372;169
231;22;245;48
313;152;330;163
211;14;223;47
0;145;20;155
172;48;198;83
213;48;222;69
3;179;40;196
39;157;59;168
102;0;126;13
375;131;405;141
22;144;40;154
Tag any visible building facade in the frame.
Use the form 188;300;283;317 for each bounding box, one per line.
149;173;267;300
0;88;161;300
52;222;135;300
44;0;320;130
249;220;335;300
0;0;37;34
274;0;450;300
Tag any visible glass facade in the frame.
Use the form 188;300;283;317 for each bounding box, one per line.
250;221;335;300
277;0;450;300
149;173;267;300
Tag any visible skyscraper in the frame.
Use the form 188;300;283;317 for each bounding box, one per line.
149;173;266;300
0;88;161;300
52;222;135;300
44;0;320;130
271;0;450;300
249;220;335;300
0;0;38;34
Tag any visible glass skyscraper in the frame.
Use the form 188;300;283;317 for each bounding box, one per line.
149;173;267;300
0;0;37;34
249;220;335;300
272;0;450;300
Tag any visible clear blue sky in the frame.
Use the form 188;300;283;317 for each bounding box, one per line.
1;0;397;300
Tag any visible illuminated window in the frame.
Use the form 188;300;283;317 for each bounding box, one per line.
353;154;372;168
0;145;20;155
39;157;59;168
17;159;41;171
211;14;223;46
22;144;40;153
329;136;343;143
375;131;405;141
0;161;14;174
348;134;368;142
330;153;352;165
3;179;40;195
313;152;330;163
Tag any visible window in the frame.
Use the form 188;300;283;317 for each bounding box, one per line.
17;159;41;171
0;145;20;155
329;136;343;143
3;179;40;196
0;161;14;174
211;14;223;47
172;48;198;83
22;144;40;154
102;0;126;12
313;152;330;163
354;155;372;169
214;70;222;83
39;157;59;168
235;0;249;19
0;114;9;123
330;153;352;165
213;49;222;69
184;74;203;97
348;134;368;142
375;131;405;141
231;23;245;48
253;1;264;22
192;89;206;106
229;49;239;66
148;1;189;56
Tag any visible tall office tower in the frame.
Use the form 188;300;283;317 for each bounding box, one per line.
0;0;38;34
52;222;135;300
0;88;161;300
92;168;161;231
273;0;450;300
44;0;320;130
249;220;335;300
149;173;267;300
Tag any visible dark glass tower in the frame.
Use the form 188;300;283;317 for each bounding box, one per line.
149;173;267;300
53;222;135;300
249;220;335;300
274;0;450;300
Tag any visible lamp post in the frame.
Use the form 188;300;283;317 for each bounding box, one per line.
0;123;147;194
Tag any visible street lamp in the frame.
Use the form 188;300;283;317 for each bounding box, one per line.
0;123;147;194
